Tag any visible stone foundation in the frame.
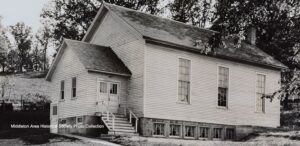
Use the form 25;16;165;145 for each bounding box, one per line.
139;117;236;140
58;115;108;137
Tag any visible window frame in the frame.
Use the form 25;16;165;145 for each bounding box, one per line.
52;105;57;116
60;80;65;101
213;128;223;139
177;57;192;104
255;73;266;113
184;125;196;138
169;124;181;137
71;77;77;98
76;116;83;124
153;123;165;136
109;83;118;95
199;127;209;139
60;119;67;124
217;65;230;109
225;128;235;140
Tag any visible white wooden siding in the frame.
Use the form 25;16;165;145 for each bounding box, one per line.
144;43;281;128
50;45;91;119
89;11;145;117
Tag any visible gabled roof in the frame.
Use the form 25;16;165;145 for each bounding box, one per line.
45;39;131;81
102;3;287;70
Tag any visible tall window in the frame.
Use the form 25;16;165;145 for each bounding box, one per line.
178;58;191;103
218;66;229;107
72;77;77;98
60;80;64;100
256;74;266;112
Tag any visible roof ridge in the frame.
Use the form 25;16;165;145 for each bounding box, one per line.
103;2;218;34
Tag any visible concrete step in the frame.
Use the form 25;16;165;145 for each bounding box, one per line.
107;126;135;130
108;123;133;127
104;119;130;124
107;131;139;136
112;128;136;133
102;117;128;121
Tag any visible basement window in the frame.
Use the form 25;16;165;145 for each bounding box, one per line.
169;124;181;137
76;117;83;124
153;123;165;136
61;119;66;124
185;126;195;138
199;127;209;138
226;128;235;140
213;128;222;139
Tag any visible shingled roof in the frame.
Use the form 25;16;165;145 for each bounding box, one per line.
45;39;131;81
103;3;287;70
65;39;131;76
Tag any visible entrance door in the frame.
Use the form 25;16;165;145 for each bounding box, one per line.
97;80;120;114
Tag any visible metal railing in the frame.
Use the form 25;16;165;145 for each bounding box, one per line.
124;107;138;132
98;101;115;130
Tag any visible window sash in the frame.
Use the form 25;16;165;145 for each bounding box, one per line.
170;124;181;136
99;82;107;93
71;78;76;98
60;81;64;100
256;74;266;112
153;123;165;135
110;83;118;95
218;67;229;88
178;58;190;103
218;87;227;107
52;106;57;115
185;126;195;137
77;117;83;124
200;127;209;138
226;129;235;139
213;128;222;139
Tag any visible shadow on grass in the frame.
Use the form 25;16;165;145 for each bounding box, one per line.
0;129;78;145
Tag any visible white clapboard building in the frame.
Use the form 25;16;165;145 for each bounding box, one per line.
46;2;287;140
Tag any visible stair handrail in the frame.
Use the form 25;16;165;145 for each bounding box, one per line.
124;107;138;132
99;101;115;130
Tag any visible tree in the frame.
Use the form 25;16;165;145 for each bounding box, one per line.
36;21;52;71
0;17;10;73
31;43;43;71
6;50;18;73
210;0;300;109
10;22;32;73
166;0;213;28
41;0;161;48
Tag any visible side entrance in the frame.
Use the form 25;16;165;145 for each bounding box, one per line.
97;79;120;114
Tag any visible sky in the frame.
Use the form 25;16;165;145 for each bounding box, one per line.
0;0;50;33
0;0;55;57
